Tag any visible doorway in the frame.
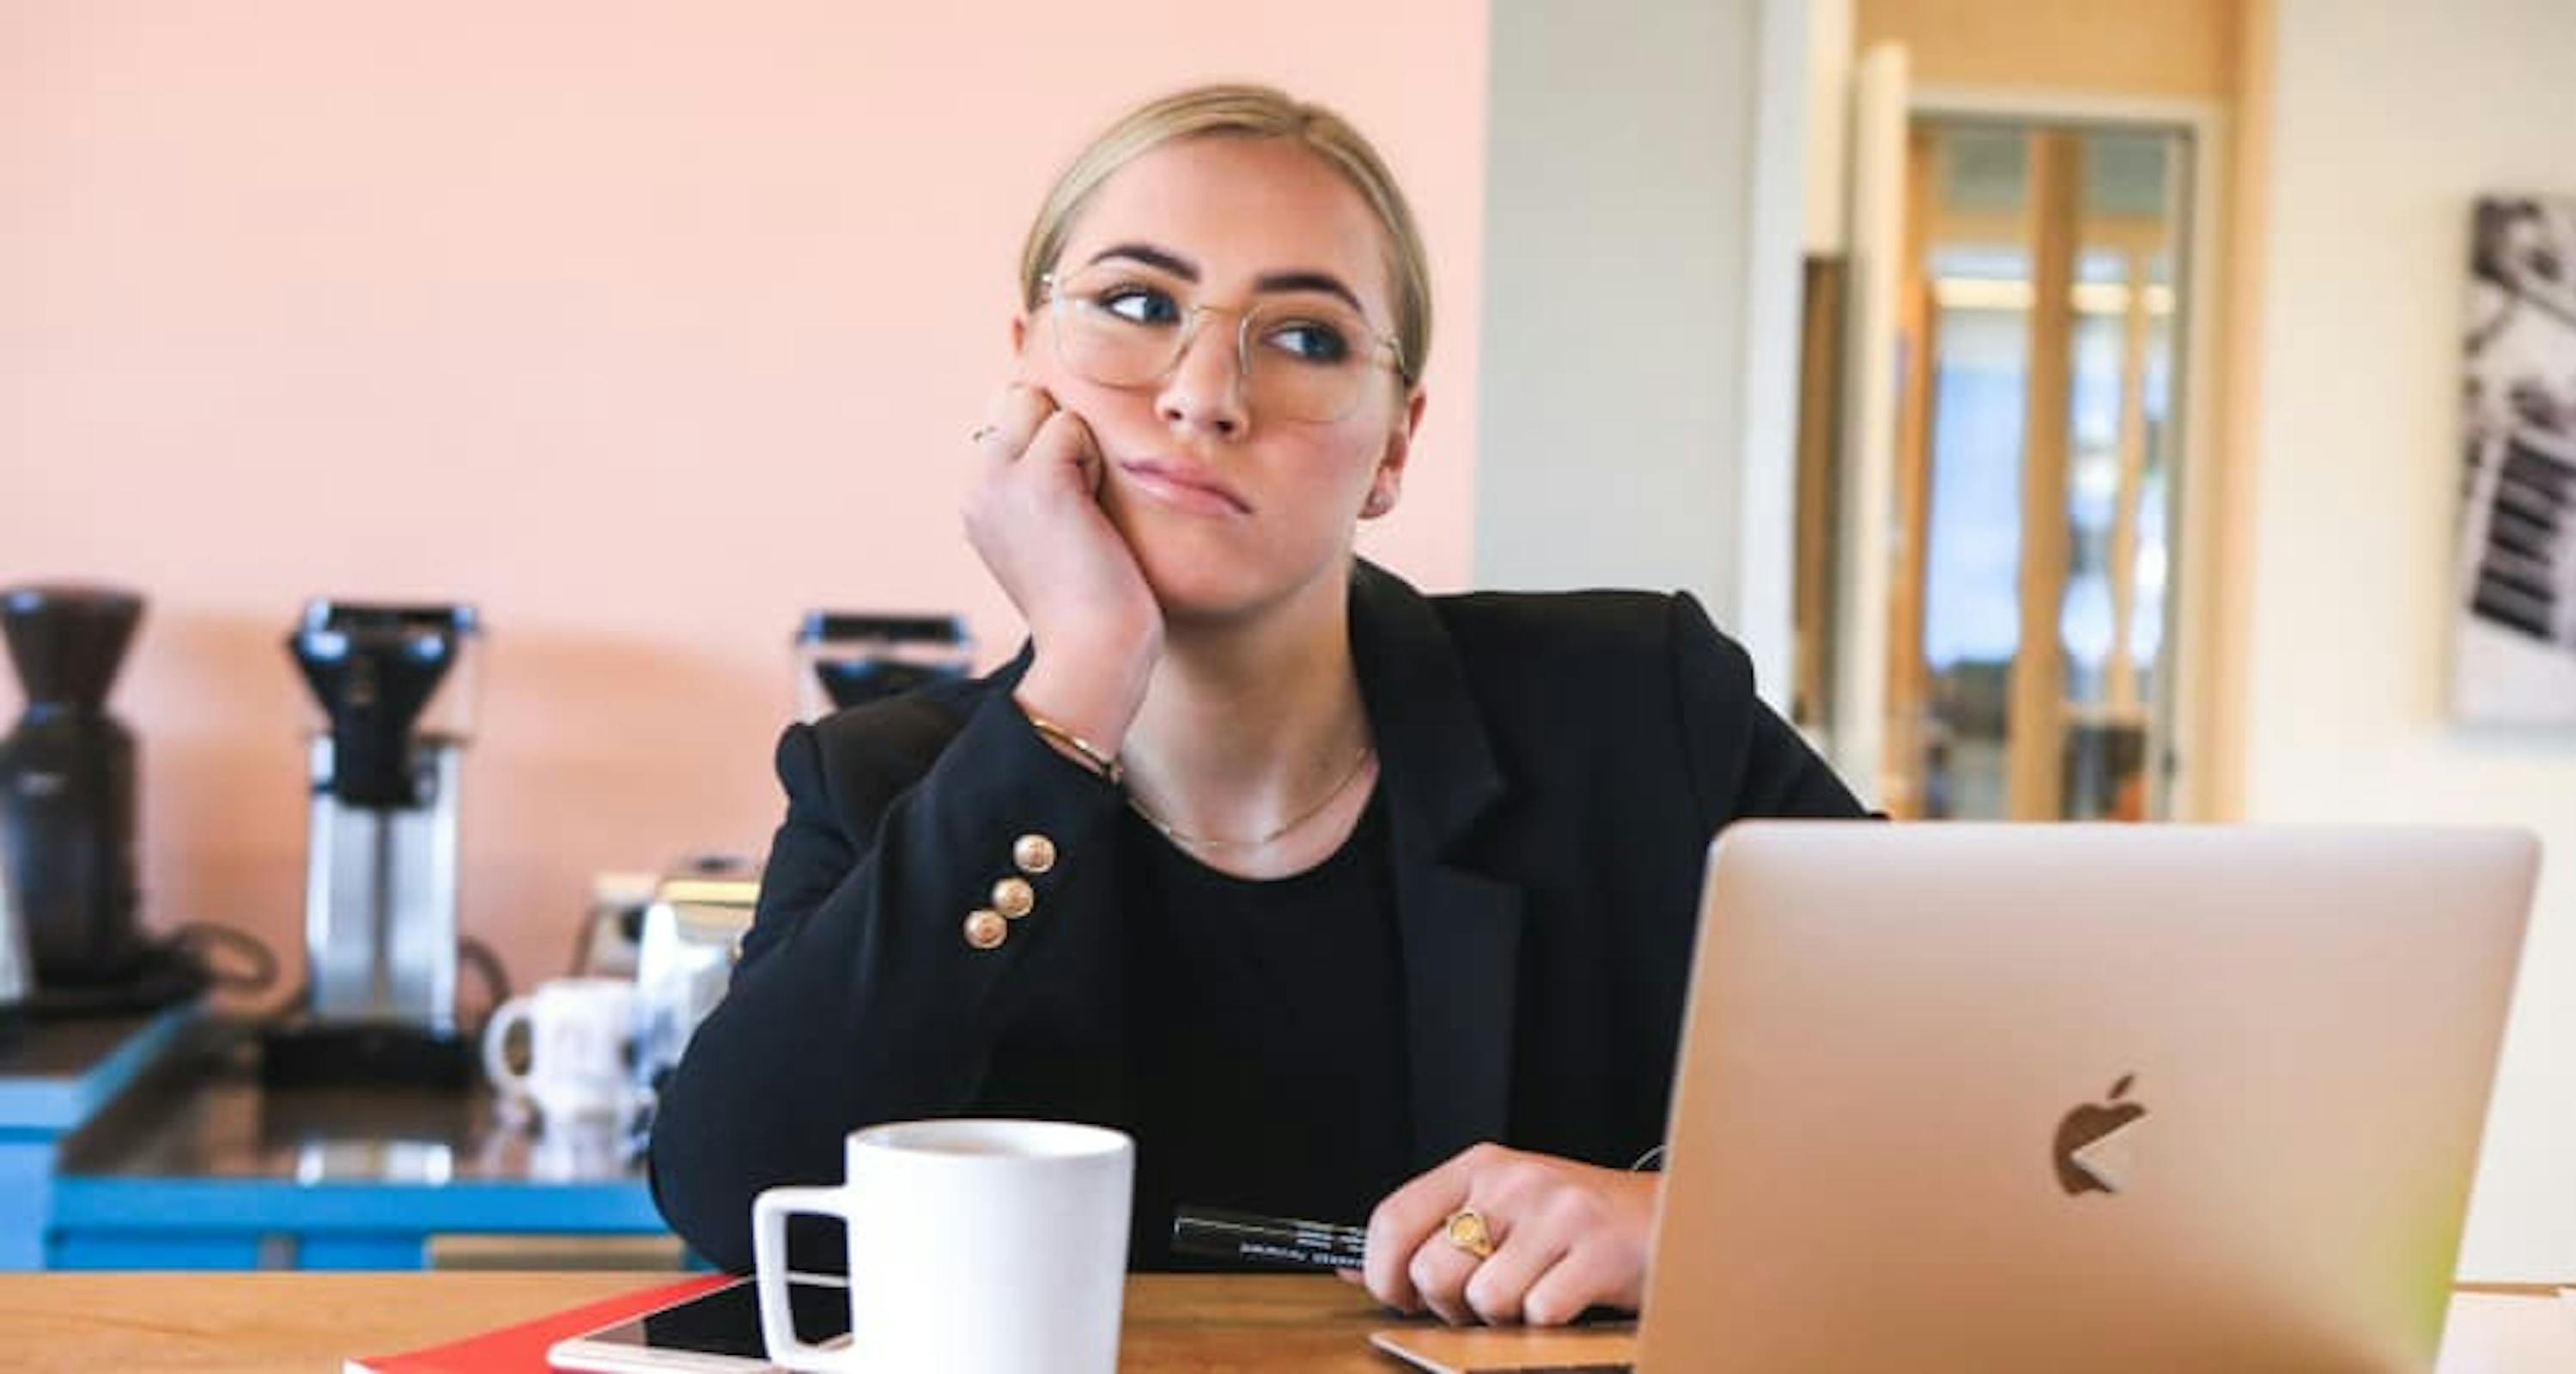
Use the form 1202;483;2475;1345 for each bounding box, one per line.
1880;117;2196;820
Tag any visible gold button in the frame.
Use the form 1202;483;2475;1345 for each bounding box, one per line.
992;877;1036;921
1012;834;1058;875
963;909;1007;951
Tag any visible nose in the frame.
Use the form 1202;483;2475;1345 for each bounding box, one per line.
1155;312;1249;440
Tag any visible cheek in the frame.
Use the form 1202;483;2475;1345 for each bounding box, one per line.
1018;319;1099;399
1016;322;1072;391
1320;410;1400;483
1020;324;1163;429
1279;426;1391;509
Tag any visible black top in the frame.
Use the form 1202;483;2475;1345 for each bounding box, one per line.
1124;790;1408;1268
648;561;1869;1274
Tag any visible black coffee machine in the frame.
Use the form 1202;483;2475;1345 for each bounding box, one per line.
262;600;480;1088
0;585;204;1014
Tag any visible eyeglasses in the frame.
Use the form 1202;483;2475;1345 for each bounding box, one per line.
1041;265;1406;423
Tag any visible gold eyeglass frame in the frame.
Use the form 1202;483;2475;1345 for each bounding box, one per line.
1038;269;1409;421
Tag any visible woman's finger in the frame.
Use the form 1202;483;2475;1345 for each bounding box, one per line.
1517;1241;1621;1328
973;382;1054;470
1406;1225;1491;1326
1364;1145;1493;1312
1461;1221;1570;1327
1021;406;1101;489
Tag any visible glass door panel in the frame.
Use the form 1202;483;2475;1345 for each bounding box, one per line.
1893;119;2191;821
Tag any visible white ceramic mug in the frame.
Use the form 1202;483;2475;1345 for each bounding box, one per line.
480;976;647;1127
752;1118;1134;1374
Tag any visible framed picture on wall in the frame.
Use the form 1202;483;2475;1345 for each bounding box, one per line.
2455;195;2576;725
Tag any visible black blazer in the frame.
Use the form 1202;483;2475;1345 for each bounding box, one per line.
649;561;1864;1272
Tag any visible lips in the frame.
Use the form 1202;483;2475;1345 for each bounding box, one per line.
1114;459;1253;517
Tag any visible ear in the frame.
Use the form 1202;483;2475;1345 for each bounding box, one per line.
1360;389;1427;521
1011;313;1029;356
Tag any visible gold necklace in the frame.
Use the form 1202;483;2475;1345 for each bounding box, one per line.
1127;747;1376;851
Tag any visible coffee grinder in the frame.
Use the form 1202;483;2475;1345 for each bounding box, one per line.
0;585;204;1013
264;600;480;1087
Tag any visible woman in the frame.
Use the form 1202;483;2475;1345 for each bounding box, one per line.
649;83;1864;1328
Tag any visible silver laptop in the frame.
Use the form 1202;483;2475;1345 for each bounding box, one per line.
1635;823;2537;1372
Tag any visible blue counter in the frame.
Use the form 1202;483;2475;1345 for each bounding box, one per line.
0;1006;201;1270
16;1014;680;1270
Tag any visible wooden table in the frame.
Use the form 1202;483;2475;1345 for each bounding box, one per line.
1;1272;1394;1371
0;1272;2568;1371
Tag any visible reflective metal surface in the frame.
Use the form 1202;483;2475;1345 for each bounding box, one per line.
0;846;29;1012
304;742;462;1028
634;874;753;1097
0;1010;166;1081
58;1028;646;1186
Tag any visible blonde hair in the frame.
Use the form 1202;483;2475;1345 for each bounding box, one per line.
1017;84;1431;386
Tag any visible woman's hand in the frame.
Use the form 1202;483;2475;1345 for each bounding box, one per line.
962;382;1162;752
1353;1143;1660;1327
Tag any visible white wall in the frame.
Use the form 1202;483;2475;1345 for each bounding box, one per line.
1473;0;1807;685
2243;0;2576;1280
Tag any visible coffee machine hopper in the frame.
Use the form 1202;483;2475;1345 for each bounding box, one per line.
263;599;481;1088
793;611;971;721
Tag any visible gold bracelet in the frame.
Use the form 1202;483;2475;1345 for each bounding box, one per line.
1018;703;1124;787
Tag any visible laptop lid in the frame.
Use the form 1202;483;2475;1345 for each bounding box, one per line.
1636;824;2537;1372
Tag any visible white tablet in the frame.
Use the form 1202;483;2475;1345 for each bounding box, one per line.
549;1274;849;1373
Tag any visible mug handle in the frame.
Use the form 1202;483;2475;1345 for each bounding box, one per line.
480;994;535;1097
754;1184;860;1372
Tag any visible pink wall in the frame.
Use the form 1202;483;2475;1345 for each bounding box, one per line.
1;3;1487;1001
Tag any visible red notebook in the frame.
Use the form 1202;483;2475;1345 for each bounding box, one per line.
343;1274;733;1374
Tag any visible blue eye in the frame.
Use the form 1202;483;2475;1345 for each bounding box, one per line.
1098;285;1181;326
1265;319;1352;364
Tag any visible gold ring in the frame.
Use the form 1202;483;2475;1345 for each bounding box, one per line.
968;423;999;445
1443;1207;1495;1260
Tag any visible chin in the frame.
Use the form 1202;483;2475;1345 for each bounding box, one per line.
1131;530;1345;629
1135;548;1275;624
1103;487;1352;627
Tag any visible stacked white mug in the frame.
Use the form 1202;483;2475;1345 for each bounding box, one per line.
480;976;650;1139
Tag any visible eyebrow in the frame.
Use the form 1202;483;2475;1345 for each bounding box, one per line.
1083;241;1371;318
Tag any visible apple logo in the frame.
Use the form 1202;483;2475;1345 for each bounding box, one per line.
2053;1073;2146;1195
